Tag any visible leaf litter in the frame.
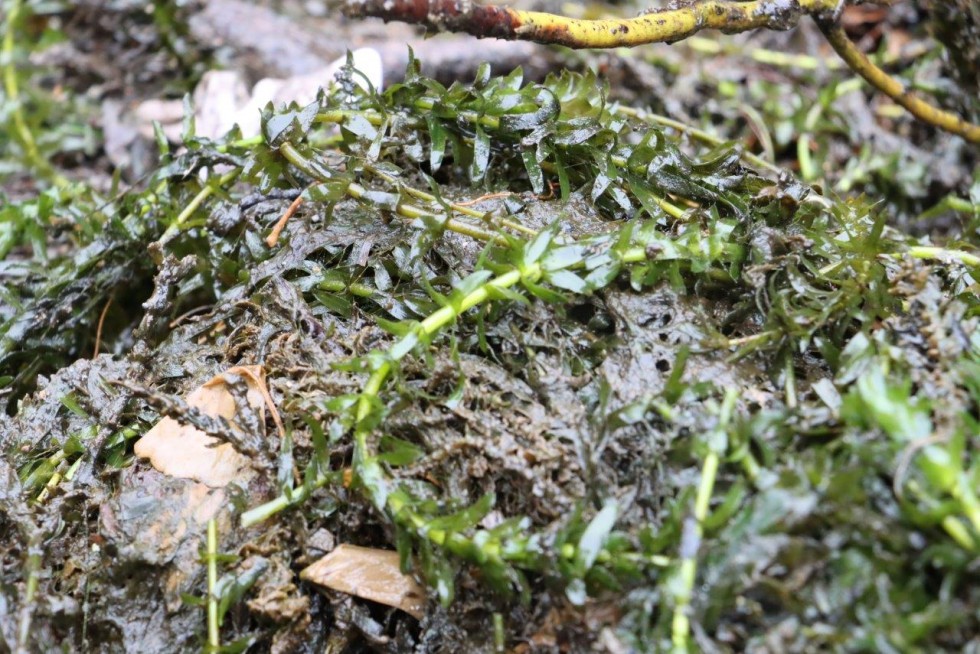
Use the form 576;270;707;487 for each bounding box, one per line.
301;544;426;619
133;365;283;488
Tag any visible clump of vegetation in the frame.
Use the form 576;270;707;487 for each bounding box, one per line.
1;1;978;652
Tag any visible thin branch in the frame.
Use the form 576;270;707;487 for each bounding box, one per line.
816;20;980;143
266;186;310;247
344;0;839;49
93;295;114;358
344;0;980;142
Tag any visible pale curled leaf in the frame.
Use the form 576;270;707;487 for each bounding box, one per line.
134;365;275;487
300;544;426;619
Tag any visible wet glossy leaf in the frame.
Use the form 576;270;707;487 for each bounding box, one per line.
215;559;268;625
575;500;618;573
469;127;490;183
425;493;495;535
427;115;447;171
546;269;587;293
379;435;425;466
264;100;318;146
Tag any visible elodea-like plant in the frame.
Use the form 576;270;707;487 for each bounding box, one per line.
241;59;765;604
218;55;977;648
4;44;978;651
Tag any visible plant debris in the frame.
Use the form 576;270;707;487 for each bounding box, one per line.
133;365;281;488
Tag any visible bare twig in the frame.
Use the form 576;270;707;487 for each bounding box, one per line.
266;186;311;247
344;0;839;49
344;0;980;142
93;295;114;358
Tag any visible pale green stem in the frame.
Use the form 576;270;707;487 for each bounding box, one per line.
683;34;927;71
2;0;69;187
905;246;980;269
671;389;736;653
16;530;43;654
207;519;219;651
163;168;242;239
362;163;538;236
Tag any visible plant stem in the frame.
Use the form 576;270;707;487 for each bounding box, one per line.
345;0;838;49
671;389;735;653
16;529;43;654
683;33;929;72
320;102;501;130
164;168;242;239
726;330;778;349
362;163;538;237
905;246;980;269
355;267;527;423
916;195;974;222
2;0;69;186
817;20;980;143
615;106;781;176
207;519;219;651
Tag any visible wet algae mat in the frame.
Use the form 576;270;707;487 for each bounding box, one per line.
2;61;979;652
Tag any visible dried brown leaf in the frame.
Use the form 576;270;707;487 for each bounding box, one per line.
300;544;426;619
134;365;272;487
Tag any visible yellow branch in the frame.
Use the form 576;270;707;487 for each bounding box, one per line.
345;0;980;142
346;0;840;49
817;20;980;143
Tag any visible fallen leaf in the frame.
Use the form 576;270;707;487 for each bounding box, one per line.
300;544;426;619
134;365;279;487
